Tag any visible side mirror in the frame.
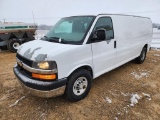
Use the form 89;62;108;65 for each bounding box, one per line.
93;29;106;41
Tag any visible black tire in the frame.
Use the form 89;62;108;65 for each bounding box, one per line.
65;69;92;102
135;47;147;64
7;39;21;52
0;45;8;50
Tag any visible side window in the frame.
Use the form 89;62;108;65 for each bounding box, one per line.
94;17;114;40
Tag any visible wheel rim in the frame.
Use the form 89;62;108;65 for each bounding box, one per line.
13;42;20;49
141;50;146;60
73;77;88;96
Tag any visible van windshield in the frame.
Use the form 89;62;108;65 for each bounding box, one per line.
43;16;95;44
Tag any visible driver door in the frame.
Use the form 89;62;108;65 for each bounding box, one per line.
91;17;117;77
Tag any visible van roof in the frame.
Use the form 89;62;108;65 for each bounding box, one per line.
69;14;150;19
98;14;150;19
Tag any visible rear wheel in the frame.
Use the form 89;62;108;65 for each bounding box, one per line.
7;39;21;52
65;69;92;102
135;47;147;64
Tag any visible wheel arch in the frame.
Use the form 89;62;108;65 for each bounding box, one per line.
144;44;148;49
144;44;150;52
67;64;94;79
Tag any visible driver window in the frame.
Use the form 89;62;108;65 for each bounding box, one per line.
94;17;114;40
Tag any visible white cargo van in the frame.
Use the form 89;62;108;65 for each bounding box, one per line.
13;14;152;101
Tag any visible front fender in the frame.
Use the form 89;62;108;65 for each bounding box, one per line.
66;64;94;78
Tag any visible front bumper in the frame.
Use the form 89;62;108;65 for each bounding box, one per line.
13;64;67;98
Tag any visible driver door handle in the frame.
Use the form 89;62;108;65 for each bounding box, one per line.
114;41;116;48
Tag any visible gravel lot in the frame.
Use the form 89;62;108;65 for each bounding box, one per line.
0;49;160;120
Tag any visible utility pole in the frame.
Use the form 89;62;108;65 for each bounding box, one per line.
32;11;35;25
3;19;5;23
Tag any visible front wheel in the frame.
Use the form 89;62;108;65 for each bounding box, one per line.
135;47;147;64
65;69;92;102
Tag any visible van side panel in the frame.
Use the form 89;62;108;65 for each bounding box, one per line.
111;15;152;65
82;15;152;79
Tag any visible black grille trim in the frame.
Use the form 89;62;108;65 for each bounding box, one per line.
16;53;33;67
17;62;32;78
23;69;32;78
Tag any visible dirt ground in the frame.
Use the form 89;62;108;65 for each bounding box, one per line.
0;49;160;120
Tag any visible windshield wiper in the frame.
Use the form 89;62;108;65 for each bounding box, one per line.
49;37;67;44
50;37;60;39
41;36;67;44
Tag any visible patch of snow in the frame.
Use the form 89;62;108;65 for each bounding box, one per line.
120;92;152;115
40;113;45;118
154;54;160;57
152;48;160;51
130;94;141;107
105;97;112;104
10;96;26;107
141;83;149;87
114;117;118;120
117;112;121;115
142;92;152;101
121;92;130;96
151;44;160;49
127;105;130;107
131;71;149;79
141;72;147;76
124;107;129;114
152;60;157;63
152;29;160;49
142;92;150;98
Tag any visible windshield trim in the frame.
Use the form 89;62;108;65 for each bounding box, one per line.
79;16;96;45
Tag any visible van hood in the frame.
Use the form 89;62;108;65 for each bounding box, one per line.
17;40;71;61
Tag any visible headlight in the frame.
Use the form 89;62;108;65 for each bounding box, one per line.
38;62;49;69
32;61;57;70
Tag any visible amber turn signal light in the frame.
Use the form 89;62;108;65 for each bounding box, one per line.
32;73;56;80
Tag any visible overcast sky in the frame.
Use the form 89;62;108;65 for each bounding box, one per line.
0;0;160;25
